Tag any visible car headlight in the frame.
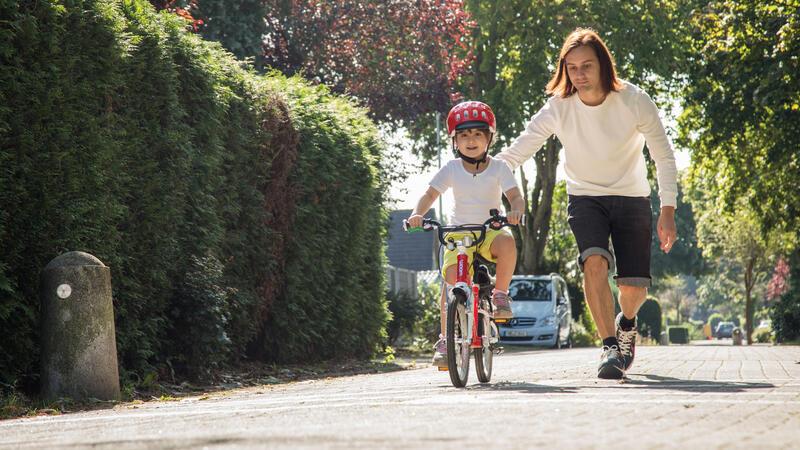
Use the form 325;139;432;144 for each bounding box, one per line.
539;315;557;327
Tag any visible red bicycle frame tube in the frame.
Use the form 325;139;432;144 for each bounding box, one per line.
456;252;482;348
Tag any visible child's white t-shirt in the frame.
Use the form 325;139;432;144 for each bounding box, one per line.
430;157;519;225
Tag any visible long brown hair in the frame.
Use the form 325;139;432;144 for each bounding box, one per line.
546;28;622;98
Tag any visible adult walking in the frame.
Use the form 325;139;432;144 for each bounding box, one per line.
495;28;678;379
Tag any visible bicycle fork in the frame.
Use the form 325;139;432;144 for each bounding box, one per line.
450;238;482;349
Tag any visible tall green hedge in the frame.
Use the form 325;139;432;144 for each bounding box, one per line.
0;0;388;389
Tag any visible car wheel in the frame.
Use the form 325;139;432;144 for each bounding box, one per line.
552;326;561;349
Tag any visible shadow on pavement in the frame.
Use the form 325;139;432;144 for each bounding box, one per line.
623;374;774;392
467;381;580;394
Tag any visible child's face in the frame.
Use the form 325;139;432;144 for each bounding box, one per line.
454;128;490;158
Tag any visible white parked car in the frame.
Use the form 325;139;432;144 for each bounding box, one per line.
498;273;572;348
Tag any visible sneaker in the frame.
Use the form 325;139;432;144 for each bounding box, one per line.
492;290;513;320
616;312;637;371
431;337;447;369
597;345;625;379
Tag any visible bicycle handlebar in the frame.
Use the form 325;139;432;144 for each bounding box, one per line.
403;209;523;247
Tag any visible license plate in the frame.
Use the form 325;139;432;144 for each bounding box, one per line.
505;330;529;337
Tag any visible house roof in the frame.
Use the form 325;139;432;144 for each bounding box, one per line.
386;209;438;271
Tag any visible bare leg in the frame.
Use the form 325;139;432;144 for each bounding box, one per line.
583;255;615;340
489;233;517;292
618;285;647;320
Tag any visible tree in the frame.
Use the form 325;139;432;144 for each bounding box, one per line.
659;275;691;324
680;1;800;341
263;0;475;124
450;0;696;274
649;173;705;279
693;196;790;343
696;265;742;320
542;181;584;320
680;0;800;234
149;1;475;124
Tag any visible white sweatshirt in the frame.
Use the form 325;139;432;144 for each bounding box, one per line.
495;81;678;208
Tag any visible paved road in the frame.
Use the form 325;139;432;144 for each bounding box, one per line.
2;343;799;449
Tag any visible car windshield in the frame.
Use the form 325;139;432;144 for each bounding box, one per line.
509;279;551;301
718;324;733;330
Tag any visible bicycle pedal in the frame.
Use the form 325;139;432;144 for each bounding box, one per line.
493;347;504;355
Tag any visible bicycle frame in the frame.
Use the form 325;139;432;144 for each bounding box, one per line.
452;238;483;349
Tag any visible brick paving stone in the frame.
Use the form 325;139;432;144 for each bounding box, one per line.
0;343;798;449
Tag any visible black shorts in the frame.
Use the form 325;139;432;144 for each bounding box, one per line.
567;195;652;287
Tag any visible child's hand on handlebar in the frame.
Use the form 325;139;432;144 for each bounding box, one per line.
407;214;424;228
507;210;524;225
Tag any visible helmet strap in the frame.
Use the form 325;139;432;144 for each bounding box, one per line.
453;133;492;175
456;150;488;174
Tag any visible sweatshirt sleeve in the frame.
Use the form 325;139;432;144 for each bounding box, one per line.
494;98;558;170
636;91;678;208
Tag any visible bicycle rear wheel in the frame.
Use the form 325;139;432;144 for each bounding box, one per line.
446;293;470;388
474;312;493;383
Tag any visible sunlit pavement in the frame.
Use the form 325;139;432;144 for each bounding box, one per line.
2;344;799;449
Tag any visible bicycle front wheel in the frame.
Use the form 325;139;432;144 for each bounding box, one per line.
474;313;493;383
446;294;470;388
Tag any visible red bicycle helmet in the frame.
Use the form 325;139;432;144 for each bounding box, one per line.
446;101;496;137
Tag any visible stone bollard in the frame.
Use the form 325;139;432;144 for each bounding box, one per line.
660;331;669;346
732;327;743;346
40;251;120;401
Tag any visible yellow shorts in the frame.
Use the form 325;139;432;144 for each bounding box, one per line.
441;228;512;278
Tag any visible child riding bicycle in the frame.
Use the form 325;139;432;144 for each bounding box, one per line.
407;101;525;369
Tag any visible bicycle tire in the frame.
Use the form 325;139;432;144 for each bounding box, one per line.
474;312;493;383
446;293;470;388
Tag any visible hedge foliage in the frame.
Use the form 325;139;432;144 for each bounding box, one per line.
637;297;662;340
667;326;689;344
0;0;388;389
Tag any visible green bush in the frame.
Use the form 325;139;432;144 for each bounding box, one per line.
668;326;690;344
637;297;662;339
569;307;600;347
569;322;596;347
772;250;800;343
386;290;423;345
167;255;232;378
753;328;773;344
0;0;388;388
412;279;444;347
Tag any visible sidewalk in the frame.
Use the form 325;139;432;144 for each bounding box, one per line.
1;344;798;449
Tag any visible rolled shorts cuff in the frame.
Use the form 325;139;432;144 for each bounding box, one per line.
578;247;615;272
615;277;651;288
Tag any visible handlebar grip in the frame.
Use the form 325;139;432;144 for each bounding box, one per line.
403;218;431;233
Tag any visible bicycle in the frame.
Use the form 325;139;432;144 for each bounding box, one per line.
404;209;518;388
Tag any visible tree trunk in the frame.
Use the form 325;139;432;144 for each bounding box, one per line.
516;137;560;274
745;256;755;345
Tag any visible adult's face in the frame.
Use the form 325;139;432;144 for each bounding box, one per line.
564;44;602;95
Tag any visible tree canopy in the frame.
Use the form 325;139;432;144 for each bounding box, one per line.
680;0;800;234
152;0;476;124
